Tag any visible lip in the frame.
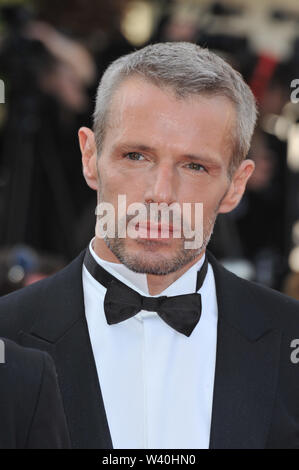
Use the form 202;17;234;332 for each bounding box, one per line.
136;222;180;239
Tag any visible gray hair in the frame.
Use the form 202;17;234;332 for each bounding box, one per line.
93;42;258;175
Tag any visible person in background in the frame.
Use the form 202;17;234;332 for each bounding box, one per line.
0;338;70;449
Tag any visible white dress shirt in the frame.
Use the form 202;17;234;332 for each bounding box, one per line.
82;238;218;449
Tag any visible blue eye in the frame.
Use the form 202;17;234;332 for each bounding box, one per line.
187;162;206;172
125;152;145;161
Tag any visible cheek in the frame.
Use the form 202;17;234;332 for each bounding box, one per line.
98;161;121;193
99;166;144;205
189;188;226;224
180;182;224;206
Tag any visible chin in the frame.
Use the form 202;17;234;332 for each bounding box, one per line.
121;242;200;275
105;235;201;274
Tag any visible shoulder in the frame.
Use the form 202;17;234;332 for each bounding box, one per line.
0;250;86;337
207;250;299;333
237;274;299;326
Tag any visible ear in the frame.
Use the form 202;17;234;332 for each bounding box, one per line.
218;159;255;214
78;126;98;191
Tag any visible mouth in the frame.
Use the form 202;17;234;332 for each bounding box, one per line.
135;221;180;240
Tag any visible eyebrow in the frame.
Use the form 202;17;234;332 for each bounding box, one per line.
113;142;223;167
112;143;154;155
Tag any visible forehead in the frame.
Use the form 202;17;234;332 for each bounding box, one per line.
105;76;236;163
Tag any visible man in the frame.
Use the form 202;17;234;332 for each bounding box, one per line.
0;338;70;448
0;42;299;449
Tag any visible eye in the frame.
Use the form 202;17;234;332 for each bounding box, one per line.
124;152;145;161
186;162;207;173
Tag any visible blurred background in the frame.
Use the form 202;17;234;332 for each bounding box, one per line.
0;0;299;299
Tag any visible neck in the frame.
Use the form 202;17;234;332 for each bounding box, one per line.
93;237;205;295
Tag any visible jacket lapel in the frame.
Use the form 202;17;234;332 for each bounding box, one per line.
18;250;113;449
207;251;281;449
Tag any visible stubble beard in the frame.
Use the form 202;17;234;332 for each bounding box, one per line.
103;211;217;276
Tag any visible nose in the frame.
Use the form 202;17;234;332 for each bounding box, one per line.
144;163;177;206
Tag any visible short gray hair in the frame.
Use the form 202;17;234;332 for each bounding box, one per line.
93;42;258;175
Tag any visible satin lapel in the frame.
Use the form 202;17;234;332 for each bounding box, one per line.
207;251;281;449
18;250;113;449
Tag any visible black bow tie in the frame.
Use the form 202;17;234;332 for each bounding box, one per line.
83;247;208;337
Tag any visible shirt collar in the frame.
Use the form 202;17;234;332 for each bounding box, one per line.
88;238;206;297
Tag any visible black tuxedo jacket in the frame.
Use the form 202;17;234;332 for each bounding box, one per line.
0;249;298;449
0;338;71;448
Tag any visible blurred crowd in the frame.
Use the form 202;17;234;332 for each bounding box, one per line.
0;0;299;298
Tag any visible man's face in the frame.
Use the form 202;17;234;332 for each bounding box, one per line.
80;76;253;275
